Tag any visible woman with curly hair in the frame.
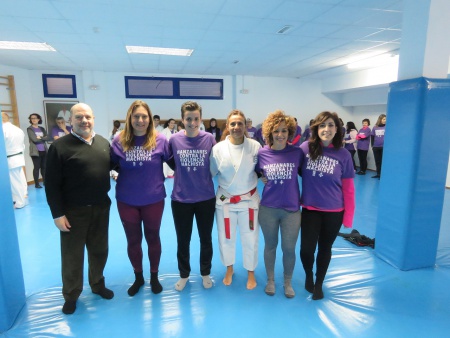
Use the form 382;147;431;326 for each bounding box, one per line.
110;100;170;296
27;113;51;188
255;110;302;298
299;111;355;300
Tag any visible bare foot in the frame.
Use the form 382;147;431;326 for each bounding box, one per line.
223;265;234;286
247;271;257;290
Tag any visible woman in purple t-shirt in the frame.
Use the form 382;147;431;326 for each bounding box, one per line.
111;100;169;297
370;114;386;179
256;110;301;298
168;101;216;292
299;111;355;300
356;118;371;175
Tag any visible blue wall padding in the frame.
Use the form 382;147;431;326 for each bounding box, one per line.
0;121;26;332
375;77;450;270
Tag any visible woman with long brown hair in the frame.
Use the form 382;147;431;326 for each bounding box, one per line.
111;100;170;296
299;111;355;300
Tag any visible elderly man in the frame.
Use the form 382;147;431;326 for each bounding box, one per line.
45;103;114;315
2;112;28;208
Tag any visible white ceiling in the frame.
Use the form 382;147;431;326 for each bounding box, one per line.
0;0;403;78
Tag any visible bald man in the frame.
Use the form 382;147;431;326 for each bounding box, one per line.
2;112;28;208
45;103;114;314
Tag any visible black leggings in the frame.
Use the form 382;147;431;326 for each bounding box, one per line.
31;151;46;184
357;149;368;172
372;147;383;175
171;198;216;278
300;208;343;285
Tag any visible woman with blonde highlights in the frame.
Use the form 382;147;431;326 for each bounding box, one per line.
256;110;302;298
111;100;170;296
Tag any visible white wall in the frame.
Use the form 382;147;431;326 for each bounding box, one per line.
1;65;352;182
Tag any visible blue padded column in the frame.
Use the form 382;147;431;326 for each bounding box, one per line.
0;121;26;332
375;77;450;270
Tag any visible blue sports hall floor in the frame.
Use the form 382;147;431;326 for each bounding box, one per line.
3;174;450;337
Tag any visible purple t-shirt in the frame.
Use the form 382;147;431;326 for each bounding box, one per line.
247;127;257;139
32;127;46;151
299;141;354;210
51;126;71;138
256;145;301;212
357;127;371;151
371;125;385;147
111;133;169;206
169;131;216;203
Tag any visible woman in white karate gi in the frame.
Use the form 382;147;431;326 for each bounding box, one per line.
210;109;261;289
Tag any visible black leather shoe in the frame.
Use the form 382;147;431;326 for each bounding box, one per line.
62;300;76;314
372;175;380;178
35;184;43;188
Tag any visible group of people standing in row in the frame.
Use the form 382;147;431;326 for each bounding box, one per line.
343;115;386;179
42;100;357;315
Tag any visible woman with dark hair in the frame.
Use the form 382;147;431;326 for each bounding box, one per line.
371;114;386;179
210;109;261;290
206;118;222;143
356;118;371;175
110;100;169;296
344;121;358;170
299;111;355;300
256;110;301;298
27;113;50;188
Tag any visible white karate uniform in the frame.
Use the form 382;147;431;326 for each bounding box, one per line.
3;122;28;208
210;136;261;270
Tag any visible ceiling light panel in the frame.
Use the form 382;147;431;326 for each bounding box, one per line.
0;41;56;51
126;46;193;56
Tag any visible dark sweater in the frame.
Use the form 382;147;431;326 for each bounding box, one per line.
45;133;111;218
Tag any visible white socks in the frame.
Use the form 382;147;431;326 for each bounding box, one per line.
175;276;213;291
175;277;189;291
202;275;212;289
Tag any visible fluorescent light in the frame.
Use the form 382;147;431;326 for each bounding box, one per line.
347;54;398;69
0;41;56;51
126;46;193;56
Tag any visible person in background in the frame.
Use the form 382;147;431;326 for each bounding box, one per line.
246;118;257;139
110;100;169;297
206;118;222;143
339;118;346;138
299;111;355;300
51;117;71;140
109;120;122;142
254;126;266;147
356;118;371;175
256;110;301;298
153;115;164;132
45;103;114;315
289;117;302;147
343;121;358;171
168;101;216;292
2;112;28;209
27;113;50;188
371;114;386;179
177;121;185;132
210;109;261;290
161;118;176;177
302;119;314;143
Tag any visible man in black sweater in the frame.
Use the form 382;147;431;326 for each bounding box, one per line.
45;103;114;315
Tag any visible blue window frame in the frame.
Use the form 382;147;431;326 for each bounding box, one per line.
42;74;77;98
125;76;223;100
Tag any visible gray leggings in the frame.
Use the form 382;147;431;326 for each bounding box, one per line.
258;205;301;280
